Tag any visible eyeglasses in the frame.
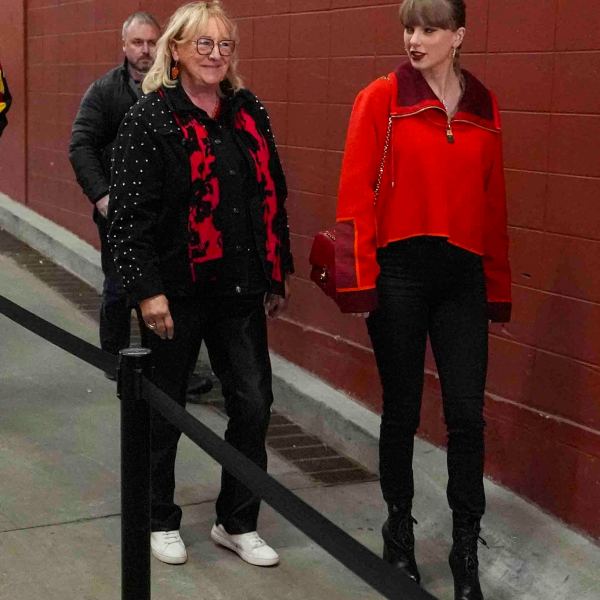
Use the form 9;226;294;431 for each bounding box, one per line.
195;37;236;56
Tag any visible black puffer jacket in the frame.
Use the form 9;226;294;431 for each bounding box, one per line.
69;60;138;203
108;84;294;303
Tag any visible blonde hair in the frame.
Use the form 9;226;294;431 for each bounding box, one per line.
143;1;243;94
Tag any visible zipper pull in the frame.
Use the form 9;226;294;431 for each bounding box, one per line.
446;121;455;144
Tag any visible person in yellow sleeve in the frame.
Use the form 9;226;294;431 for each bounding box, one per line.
0;62;12;137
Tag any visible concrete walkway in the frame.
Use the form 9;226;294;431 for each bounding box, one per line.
1;249;599;600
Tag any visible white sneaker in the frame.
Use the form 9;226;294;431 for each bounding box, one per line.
210;524;279;567
150;530;188;565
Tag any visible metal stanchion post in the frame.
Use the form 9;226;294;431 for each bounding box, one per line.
118;347;152;600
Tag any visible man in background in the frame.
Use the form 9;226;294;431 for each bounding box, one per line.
69;12;212;395
0;61;12;136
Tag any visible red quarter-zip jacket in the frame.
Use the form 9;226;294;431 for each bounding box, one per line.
335;62;512;322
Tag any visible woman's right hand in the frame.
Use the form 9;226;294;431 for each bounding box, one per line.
139;294;174;340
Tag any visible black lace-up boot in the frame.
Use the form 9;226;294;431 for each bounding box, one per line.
381;505;420;584
449;514;486;600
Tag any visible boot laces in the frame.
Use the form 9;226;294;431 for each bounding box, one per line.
391;515;417;546
389;514;418;542
456;531;487;572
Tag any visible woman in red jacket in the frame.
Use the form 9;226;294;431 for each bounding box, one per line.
336;1;511;598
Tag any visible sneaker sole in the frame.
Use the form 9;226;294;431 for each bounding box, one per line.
150;546;188;565
210;526;279;567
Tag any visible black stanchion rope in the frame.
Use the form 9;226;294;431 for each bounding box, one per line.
0;294;116;375
0;293;437;600
144;378;435;600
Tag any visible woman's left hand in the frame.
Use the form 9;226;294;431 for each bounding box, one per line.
264;276;291;318
139;294;174;340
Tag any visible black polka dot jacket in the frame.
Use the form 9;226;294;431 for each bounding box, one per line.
108;83;293;305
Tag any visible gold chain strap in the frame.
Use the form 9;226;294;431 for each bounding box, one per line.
374;114;393;204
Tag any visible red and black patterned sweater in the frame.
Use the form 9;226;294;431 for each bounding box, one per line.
108;83;293;304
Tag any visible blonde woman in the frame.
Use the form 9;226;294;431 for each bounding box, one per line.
109;1;292;567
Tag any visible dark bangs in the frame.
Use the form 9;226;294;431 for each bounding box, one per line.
399;0;457;30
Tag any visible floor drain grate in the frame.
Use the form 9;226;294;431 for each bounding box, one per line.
206;399;378;486
0;229;103;319
0;229;143;342
1;228;379;486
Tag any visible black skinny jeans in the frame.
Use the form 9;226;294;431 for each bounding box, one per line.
367;237;488;518
143;293;273;534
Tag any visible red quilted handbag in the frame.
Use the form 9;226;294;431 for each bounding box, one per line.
309;226;341;304
309;221;377;313
309;111;393;313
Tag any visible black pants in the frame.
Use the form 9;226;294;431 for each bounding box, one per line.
143;293;273;534
367;237;488;518
96;213;131;355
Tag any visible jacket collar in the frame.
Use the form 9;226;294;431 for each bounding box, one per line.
160;81;244;122
119;58;134;82
163;82;199;113
392;62;500;131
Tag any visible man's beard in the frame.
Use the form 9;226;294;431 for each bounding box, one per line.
132;57;153;74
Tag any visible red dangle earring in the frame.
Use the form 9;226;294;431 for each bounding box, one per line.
170;61;180;80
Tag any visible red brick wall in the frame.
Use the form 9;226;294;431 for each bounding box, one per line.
0;0;598;539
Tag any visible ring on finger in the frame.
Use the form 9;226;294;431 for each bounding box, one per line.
146;321;157;329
